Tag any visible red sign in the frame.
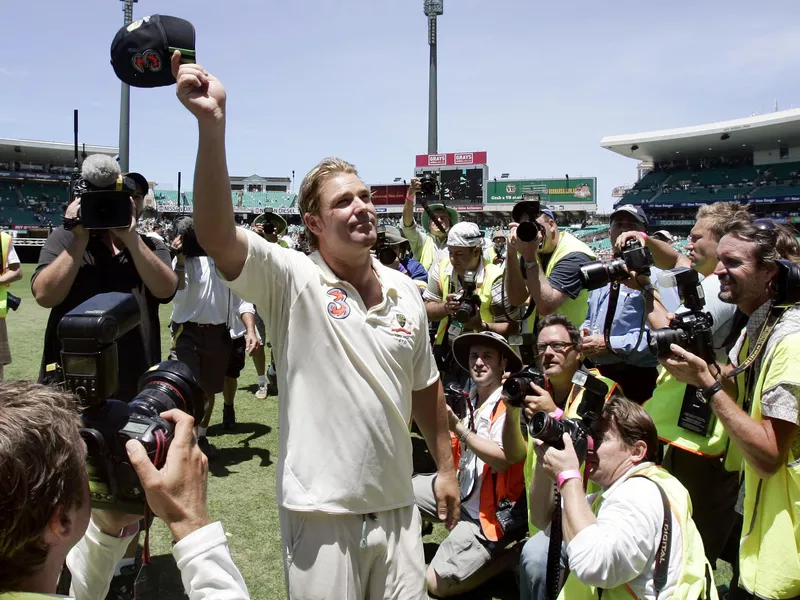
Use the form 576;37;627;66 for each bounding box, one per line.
370;183;408;206
415;151;488;167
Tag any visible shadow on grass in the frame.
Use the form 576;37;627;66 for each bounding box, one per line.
206;422;273;478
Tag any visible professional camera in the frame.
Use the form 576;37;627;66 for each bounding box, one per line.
374;226;397;266
58;292;205;513
512;195;546;244
444;382;470;420
529;368;608;462
503;366;546;408
453;270;480;323
69;155;134;230
419;173;438;196
775;259;800;307
648;267;715;364
579;238;654;290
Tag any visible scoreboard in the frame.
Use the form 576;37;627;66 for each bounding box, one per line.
414;152;488;206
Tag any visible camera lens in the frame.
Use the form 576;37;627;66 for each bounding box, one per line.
529;411;565;448
516;221;539;243
647;328;686;358
420;175;437;195
454;301;476;324
378;247;397;266
579;261;611;290
503;375;531;407
129;360;204;420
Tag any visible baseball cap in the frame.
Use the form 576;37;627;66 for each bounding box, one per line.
611;204;648;226
540;208;557;222
381;226;406;245
492;229;507;240
453;331;523;374
111;15;196;88
447;222;483;248
651;230;675;243
124;172;148;195
253;212;288;235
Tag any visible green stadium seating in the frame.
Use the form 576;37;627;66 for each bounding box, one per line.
750;184;800;200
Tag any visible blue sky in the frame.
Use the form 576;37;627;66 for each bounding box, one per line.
2;0;799;211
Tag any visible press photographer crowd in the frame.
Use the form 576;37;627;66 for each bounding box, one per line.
2;13;800;600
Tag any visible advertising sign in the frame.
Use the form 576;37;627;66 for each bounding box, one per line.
415;151;488;168
369;183;408;205
487;178;596;206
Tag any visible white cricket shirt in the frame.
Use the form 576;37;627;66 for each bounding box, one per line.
220;229;440;514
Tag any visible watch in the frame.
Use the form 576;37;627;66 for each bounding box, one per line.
700;380;723;401
523;260;538;270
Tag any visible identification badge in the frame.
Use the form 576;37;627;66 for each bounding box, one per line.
677;385;714;436
447;321;463;345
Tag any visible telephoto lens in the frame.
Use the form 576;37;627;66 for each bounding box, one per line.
128;360;205;421
502;367;546;407
529;411;566;448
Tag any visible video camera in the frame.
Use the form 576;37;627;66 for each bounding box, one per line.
529;369;607;463
69;155;135;230
444;382;470;420
648;267;715;364
512;194;546;245
503;333;547;407
375;226;397;266
58;292;205;513
579;238;654;290
453;270;480;323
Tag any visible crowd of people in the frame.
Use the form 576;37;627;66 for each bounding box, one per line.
0;53;799;600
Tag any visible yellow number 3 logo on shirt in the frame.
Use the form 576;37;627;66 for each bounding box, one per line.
327;288;351;320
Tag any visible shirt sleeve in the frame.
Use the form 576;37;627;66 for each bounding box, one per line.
423;258;444;302
490;276;521;323
172;521;251;600
6;243;19;266
402;220;426;258
31;227;71;290
760;335;800;425
567;478;662;589
143;235;176;303
547;252;593;300
67;518;139;600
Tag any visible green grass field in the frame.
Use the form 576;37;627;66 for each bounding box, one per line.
5;265;731;599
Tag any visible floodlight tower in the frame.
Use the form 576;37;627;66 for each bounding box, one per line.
424;0;443;155
118;0;138;172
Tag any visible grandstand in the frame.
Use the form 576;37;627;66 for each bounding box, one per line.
602;109;800;234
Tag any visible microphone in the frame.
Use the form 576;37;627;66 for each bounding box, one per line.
81;155;121;189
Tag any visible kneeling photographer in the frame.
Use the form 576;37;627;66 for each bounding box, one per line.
424;222;520;383
0;378;249;599
413;331;525;598
578;205;680;403
660;218;800;600
528;396;713;600
32;156;177;401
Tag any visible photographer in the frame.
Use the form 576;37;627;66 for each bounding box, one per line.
578;205;680;403
424;222;520;381
635;203;751;566
32;162;177;400
0;381;249;599
661;218;800;600
486;230;507;266
173;54;458;599
375;225;428;291
0;230;22;380
413;331;526;597
505;208;596;331
527;396;713;600
402;177;459;271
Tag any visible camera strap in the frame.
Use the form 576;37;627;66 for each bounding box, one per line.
629;476;672;600
416;193;451;237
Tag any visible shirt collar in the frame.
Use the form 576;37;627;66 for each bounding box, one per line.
309;251;400;299
598;461;655;499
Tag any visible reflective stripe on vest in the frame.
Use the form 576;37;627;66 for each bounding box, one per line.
0;233;11;319
524;231;595;333
738;331;800;599
435;258;504;346
450;397;526;542
557;465;716;600
522;371;617;535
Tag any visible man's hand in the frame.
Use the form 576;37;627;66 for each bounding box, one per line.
170;234;184;256
462;307;483;332
580;330;608;358
245;330;261;355
615;230;646;253
125;409;211;542
522;382;558;422
407;178;421;198
433;471;461;530
660;343;716;389
445;404;460;432
444;293;460;317
253;223;265;237
534;434;581;481
172;51;226;122
110;198;138;246
91;509;141;538
64;197;88;241
508;222;540;262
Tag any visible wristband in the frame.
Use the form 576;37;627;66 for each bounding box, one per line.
550;407;564;420
524;260;538;270
557;469;582;489
641;232;648;240
459;429;470;445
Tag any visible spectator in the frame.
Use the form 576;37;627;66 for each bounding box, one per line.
0;230;22;380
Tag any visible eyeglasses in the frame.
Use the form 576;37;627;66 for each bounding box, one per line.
536;341;575;355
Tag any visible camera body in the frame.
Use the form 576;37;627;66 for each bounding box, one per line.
512;196;546;244
648;267;715;364
419;174;438;196
374;226;398;266
580;238;654;290
58;292;204;513
775;259;800;307
453;270;480;323
529;369;608;463
444;382;470;420
503;366;546;407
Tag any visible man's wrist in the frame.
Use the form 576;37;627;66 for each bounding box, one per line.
167;516;212;543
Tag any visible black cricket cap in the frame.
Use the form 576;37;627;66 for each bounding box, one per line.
110;15;196;88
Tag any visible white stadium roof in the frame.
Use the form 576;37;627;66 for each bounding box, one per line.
0;138;118;165
601;108;800;162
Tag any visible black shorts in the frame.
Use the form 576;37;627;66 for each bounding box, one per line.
226;335;247;379
170;322;232;395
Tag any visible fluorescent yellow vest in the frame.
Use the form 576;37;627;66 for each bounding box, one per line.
557;465;716;600
0;594;59;599
644;368;739;458
738;333;800;599
524;231;595;332
417;234;446;273
0;232;10;319
523;371;618;535
434;258;503;346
